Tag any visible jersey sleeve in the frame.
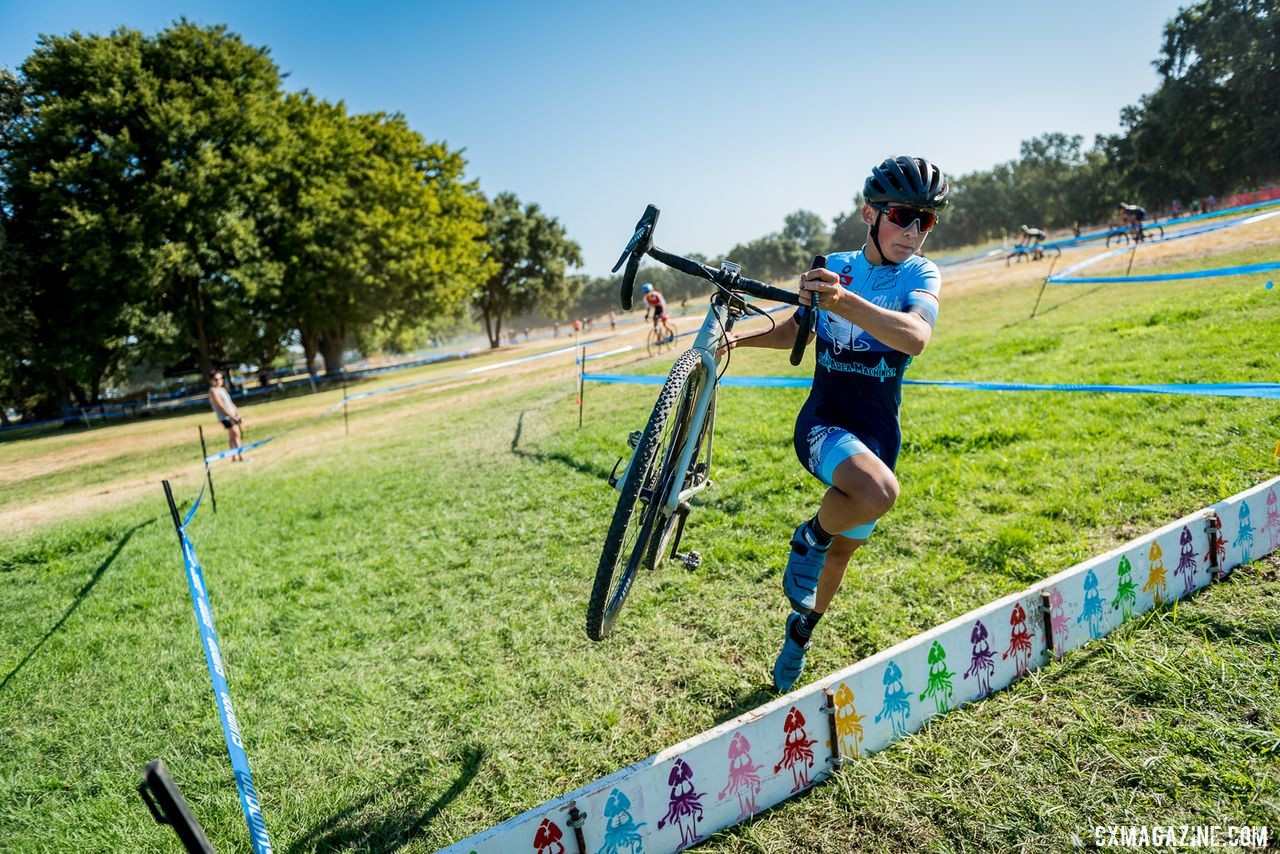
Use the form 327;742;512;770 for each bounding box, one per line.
904;259;942;327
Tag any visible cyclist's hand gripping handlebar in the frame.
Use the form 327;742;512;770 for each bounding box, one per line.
788;255;825;366
612;204;659;311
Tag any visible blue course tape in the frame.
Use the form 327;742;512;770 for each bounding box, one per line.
1047;261;1280;285
204;436;276;465
1050;208;1280;282
581;374;1280;399
174;509;273;853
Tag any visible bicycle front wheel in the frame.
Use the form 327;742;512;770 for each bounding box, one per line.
587;350;703;641
646;327;661;357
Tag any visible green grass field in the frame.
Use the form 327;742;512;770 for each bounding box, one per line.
2;238;1279;852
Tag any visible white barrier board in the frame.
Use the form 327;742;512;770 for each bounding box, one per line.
441;476;1280;854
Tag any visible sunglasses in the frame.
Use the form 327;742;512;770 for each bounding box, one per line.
875;205;939;233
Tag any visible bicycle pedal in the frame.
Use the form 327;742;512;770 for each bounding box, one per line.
626;430;643;449
676;550;702;570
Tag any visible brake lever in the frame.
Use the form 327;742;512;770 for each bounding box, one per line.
789;255;825;367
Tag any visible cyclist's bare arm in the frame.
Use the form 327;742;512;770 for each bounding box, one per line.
725;313;804;352
800;269;933;356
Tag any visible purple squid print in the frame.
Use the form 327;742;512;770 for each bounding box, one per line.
964;619;994;696
1174;525;1197;595
1048;588;1069;658
657;758;704;848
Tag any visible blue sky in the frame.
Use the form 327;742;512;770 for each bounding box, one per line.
1;0;1186;276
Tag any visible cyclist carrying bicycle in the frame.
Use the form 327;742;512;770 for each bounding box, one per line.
724;155;948;691
641;282;675;340
1117;202;1147;242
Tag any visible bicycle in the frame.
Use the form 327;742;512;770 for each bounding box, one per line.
1106;221;1163;247
585;205;817;641
1005;244;1060;266
645;320;679;357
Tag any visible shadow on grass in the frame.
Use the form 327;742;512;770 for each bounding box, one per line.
1009;284;1105;327
0;518;155;694
284;744;486;853
510;411;612;480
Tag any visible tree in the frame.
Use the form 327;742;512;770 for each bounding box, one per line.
473;193;582;349
1118;0;1279;201
0;31;158;418
782;209;830;259
136;21;288;380
273;94;487;374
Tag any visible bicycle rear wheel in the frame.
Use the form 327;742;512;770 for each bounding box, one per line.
646;327;661;357
587;350;703;640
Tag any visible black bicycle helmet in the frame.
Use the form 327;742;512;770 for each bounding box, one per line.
864;155;949;210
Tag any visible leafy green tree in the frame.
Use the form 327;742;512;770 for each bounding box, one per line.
782;209;830;259
1117;0;1279;201
0;31;157;417
473;193;582;348
273;94;487;374
831;193;867;250
136;21;288;379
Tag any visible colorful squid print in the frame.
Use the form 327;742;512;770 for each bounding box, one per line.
773;706;817;793
657;758;704;848
964;619;994;696
918;640;955;714
718;732;764;820
1002;602;1032;676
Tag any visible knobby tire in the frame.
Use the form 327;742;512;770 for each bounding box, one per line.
587;350;703;640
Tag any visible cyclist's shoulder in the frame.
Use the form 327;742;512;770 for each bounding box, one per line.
902;253;941;281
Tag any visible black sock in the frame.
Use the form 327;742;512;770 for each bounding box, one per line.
790;610;823;644
807;516;834;548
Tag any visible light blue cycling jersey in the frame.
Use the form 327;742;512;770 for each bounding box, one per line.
799;248;941;433
790;247;942;539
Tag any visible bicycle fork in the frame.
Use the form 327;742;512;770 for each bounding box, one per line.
608;352;716;512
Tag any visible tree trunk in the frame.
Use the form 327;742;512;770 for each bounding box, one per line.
187;277;214;379
318;328;346;376
300;326;320;376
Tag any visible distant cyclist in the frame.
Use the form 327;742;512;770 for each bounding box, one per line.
641;283;675;340
1117;202;1147;241
1016;224;1047;259
724;155;949;691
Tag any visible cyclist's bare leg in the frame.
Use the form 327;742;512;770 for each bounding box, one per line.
815;453;898;535
813;535;866;613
